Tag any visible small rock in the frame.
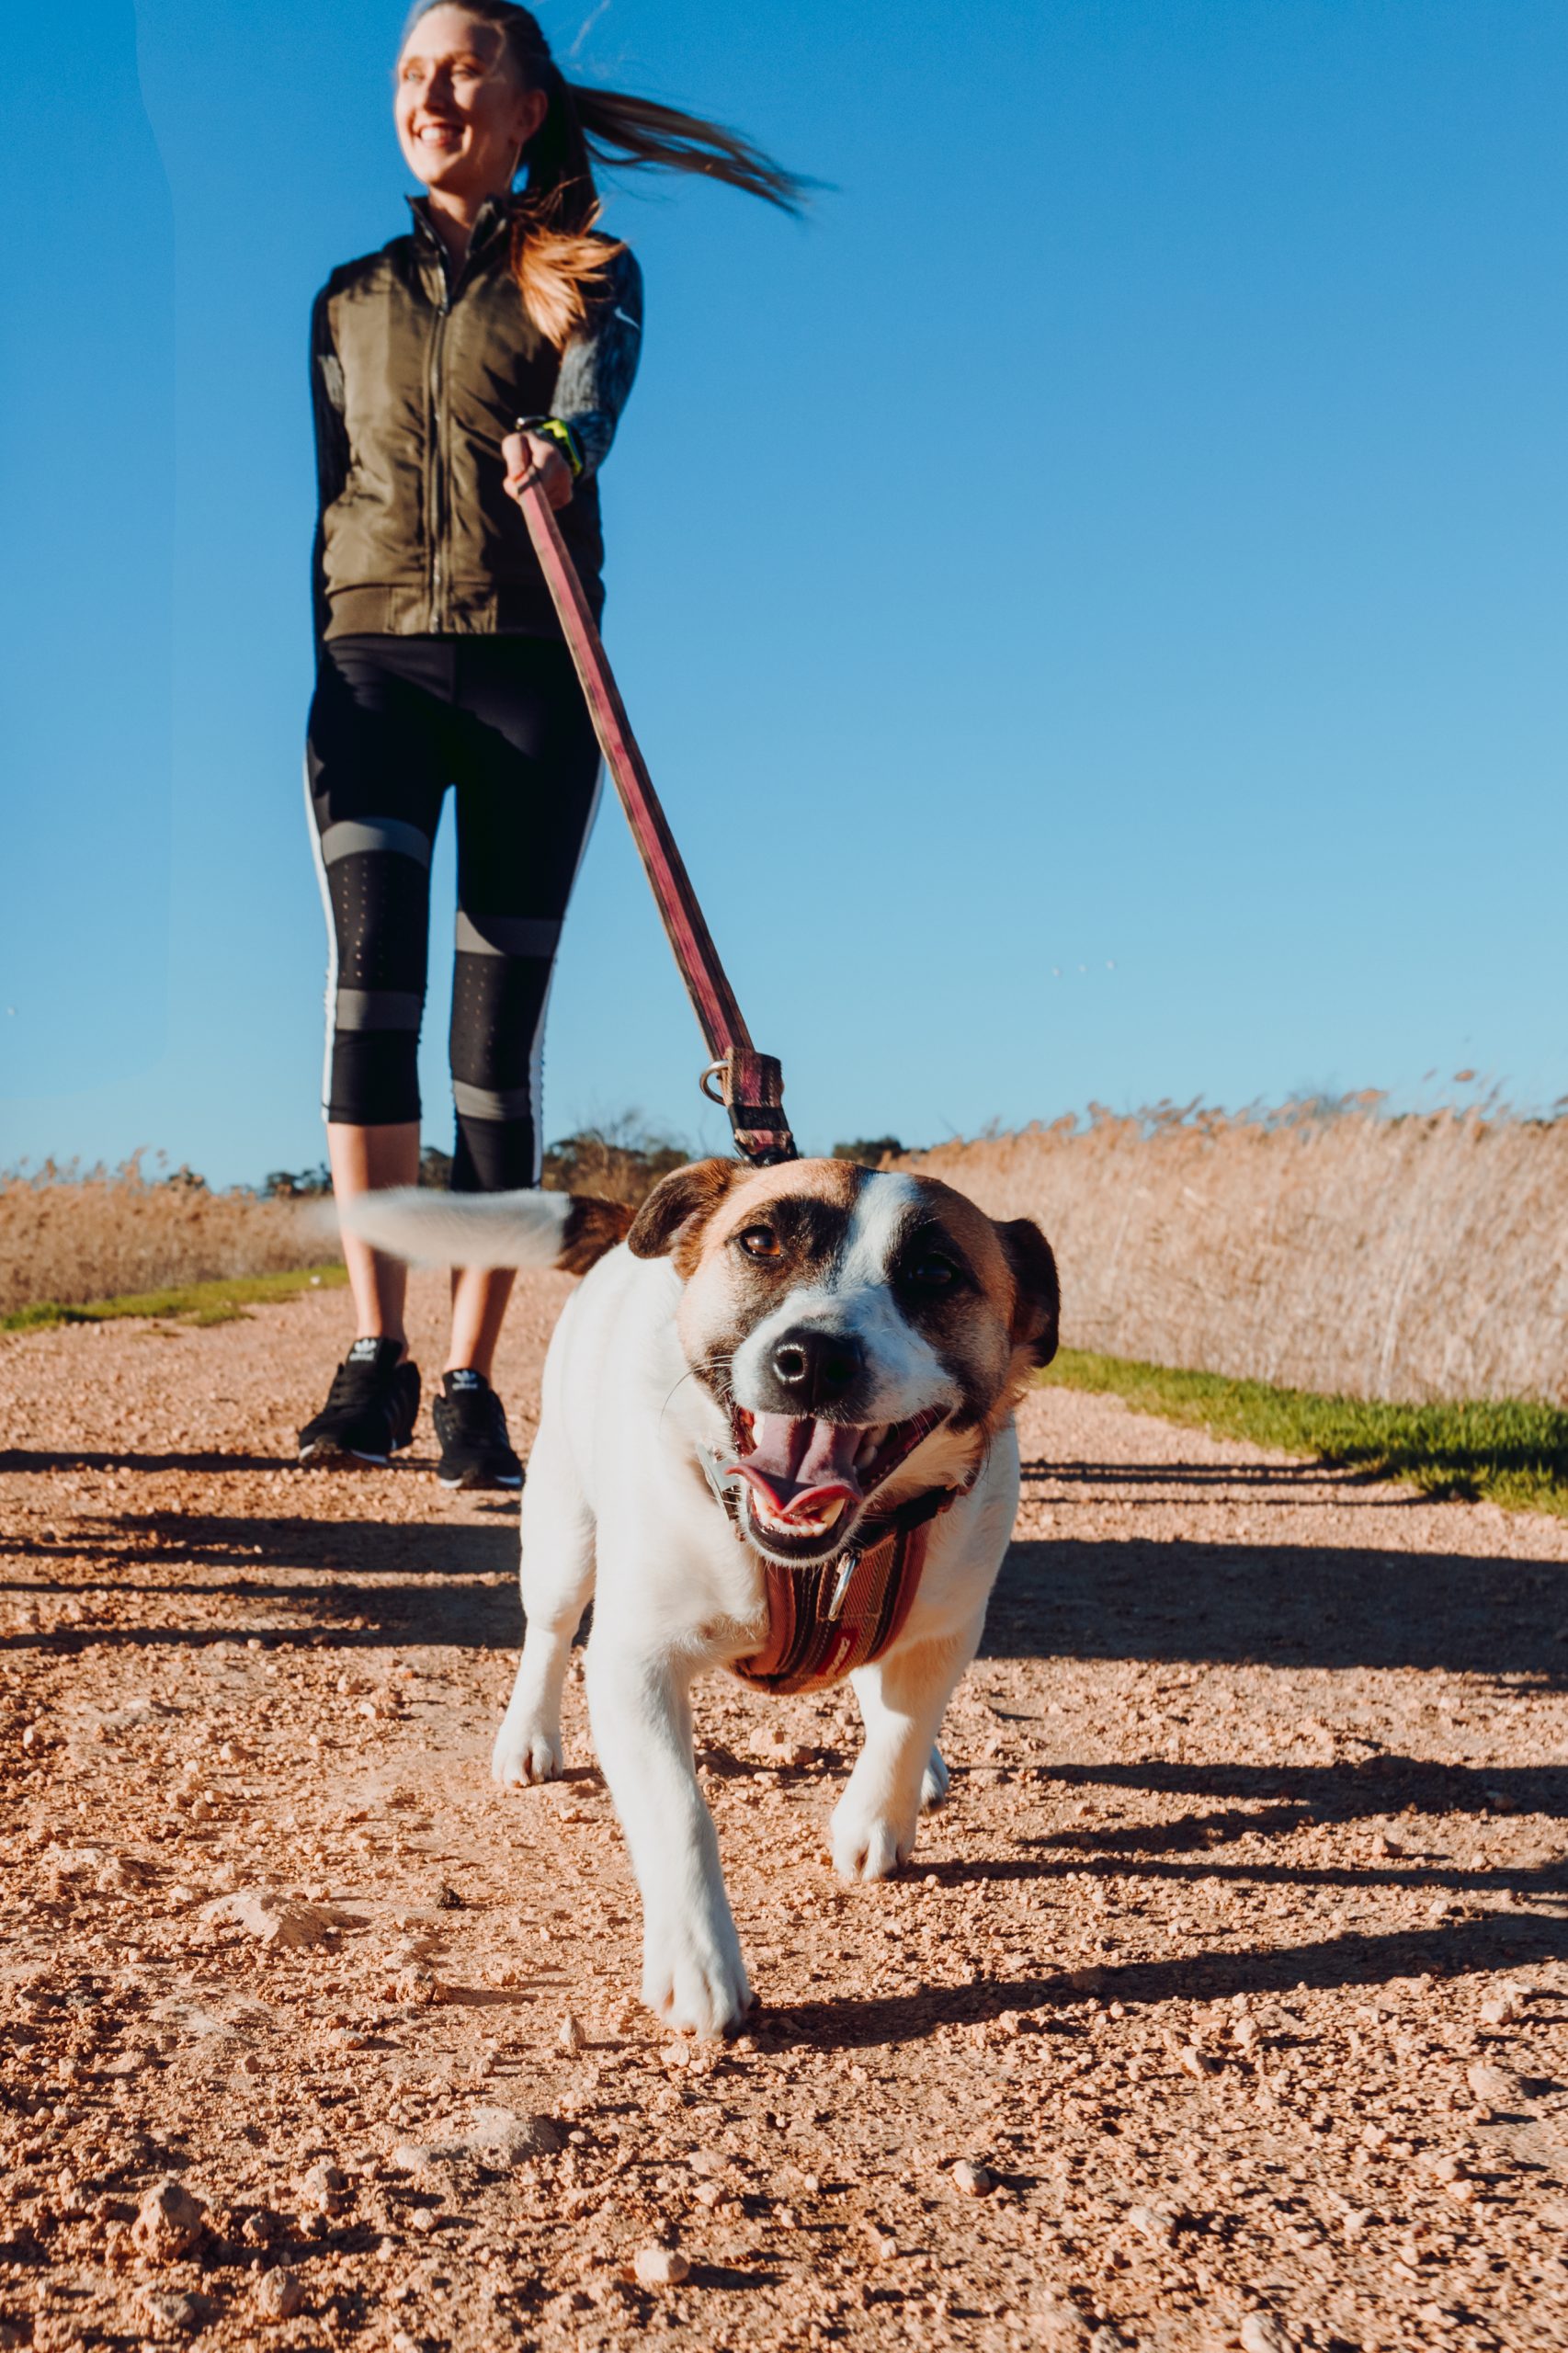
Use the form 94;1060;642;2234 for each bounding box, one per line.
408;2206;438;2234
1064;1966;1105;1994
254;2268;306;2322
137;2286;204;2335
558;2013;584;2053
388;1963;444;2006
951;2159;994;2197
1467;2060;1526;2108
1241;2316;1295;2353
1126;2201;1176;2245
633;2244;689;2287
200;1890;362;1950
433;1882;463;1910
298;2161;350;2214
390;2106;560;2172
132;2177;206;2262
1031;2300;1092;2351
1478;1981;1527;2026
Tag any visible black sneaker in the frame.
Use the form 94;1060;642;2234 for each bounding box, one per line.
432;1370;523;1491
299;1338;420;1468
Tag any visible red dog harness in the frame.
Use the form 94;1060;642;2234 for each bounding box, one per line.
729;1482;962;1695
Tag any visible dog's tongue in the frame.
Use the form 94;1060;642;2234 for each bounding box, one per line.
727;1414;864;1521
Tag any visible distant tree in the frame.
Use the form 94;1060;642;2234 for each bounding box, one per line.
418;1146;454;1189
542;1117;689;1206
832;1136;905;1168
260;1164;331;1199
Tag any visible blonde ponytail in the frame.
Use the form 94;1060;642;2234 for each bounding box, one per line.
402;0;812;347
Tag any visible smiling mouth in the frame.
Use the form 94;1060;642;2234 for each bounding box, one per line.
722;1407;948;1560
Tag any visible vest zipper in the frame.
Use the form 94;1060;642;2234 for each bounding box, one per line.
427;259;451;629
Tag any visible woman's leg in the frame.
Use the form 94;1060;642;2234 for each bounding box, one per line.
305;637;448;1384
327;1119;421;1347
442;637;603;1357
447;1266;516;1380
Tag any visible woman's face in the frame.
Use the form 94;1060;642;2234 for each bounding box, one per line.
395;6;546;205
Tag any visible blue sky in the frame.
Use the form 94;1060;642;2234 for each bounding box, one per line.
4;0;1564;1186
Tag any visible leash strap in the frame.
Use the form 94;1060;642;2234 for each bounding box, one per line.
517;477;796;1165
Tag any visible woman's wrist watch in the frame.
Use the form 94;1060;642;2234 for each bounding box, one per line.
515;415;584;478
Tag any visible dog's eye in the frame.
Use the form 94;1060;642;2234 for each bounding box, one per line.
737;1226;780;1259
906;1251;960;1290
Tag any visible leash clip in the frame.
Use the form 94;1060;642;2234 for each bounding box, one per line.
824;1550;860;1623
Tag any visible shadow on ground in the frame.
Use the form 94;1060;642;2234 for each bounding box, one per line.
761;1908;1568;2052
984;1529;1568;1680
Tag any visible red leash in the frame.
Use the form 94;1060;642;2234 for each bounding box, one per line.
517;478;796;1166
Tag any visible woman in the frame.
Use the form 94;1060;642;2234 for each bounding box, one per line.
299;2;804;1487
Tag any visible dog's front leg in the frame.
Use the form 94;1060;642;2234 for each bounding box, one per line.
585;1638;751;2038
833;1620;983;1882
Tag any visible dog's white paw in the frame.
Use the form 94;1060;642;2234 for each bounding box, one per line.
920;1745;950;1813
831;1794;916;1883
490;1713;562;1787
642;1913;753;2040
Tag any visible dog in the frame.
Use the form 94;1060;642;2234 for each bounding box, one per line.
347;1157;1058;2036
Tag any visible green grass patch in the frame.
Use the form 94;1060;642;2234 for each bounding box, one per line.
2;1263;348;1335
1045;1347;1568;1518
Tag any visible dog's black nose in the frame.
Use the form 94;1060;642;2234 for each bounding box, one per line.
768;1327;863;1411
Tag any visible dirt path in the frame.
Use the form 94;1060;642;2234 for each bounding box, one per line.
3;1270;1567;2353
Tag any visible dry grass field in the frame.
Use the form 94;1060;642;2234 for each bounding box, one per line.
904;1105;1568;1408
0;1161;319;1324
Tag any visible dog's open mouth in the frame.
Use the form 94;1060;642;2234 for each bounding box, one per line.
722;1406;948;1560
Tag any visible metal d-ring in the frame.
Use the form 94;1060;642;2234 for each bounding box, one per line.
824;1552;860;1622
699;1060;729;1106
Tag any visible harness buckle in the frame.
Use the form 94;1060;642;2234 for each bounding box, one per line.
824;1551;860;1623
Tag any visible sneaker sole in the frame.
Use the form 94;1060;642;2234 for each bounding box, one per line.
298;1437;413;1469
437;1468;524;1492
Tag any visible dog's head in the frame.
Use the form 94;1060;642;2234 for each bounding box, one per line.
628;1157;1058;1568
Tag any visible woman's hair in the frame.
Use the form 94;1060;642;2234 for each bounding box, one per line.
400;1;811;346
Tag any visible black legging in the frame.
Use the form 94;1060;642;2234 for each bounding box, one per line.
306;634;600;1191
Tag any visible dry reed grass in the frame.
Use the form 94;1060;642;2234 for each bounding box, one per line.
905;1102;1568;1406
0;1159;320;1321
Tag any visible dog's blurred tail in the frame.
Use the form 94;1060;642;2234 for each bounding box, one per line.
336;1188;633;1278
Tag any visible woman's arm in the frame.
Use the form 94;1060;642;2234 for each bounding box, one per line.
310;285;351;642
511;244;644;487
548;244;644;480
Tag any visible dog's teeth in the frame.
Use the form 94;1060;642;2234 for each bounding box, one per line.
855;1426;889;1469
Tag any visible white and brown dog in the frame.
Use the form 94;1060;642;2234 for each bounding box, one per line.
347;1158;1058;2036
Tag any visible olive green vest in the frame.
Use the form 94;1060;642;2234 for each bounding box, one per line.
313;198;606;639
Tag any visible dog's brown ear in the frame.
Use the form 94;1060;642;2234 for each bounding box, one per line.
997;1217;1060;1367
627;1158;743;1270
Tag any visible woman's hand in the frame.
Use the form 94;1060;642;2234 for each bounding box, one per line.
503;430;574;513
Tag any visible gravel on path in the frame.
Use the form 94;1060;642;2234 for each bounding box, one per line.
3;1268;1566;2351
